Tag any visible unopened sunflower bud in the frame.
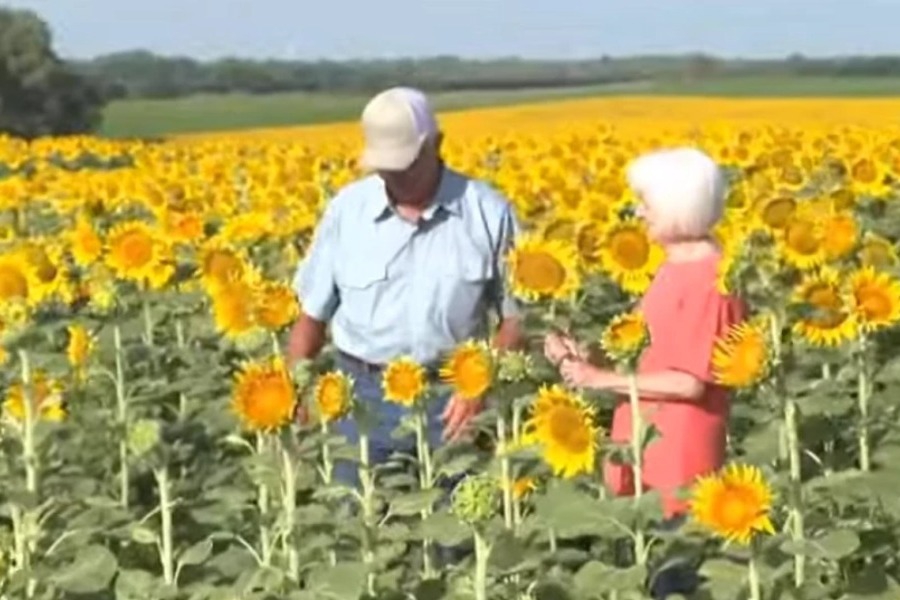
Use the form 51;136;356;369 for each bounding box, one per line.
128;418;161;457
291;358;314;389
451;474;499;526
498;350;534;383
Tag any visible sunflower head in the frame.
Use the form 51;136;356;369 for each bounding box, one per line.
711;317;771;388
231;357;296;432
4;370;66;423
505;233;582;303
599;216;665;296
846;266;900;334
791;269;857;348
439;340;494;401
451;473;500;526
522;384;600;479
600;310;649;369
66;324;95;370
689;463;776;546
382;356;427;407
497;350;535;383
313;371;352;424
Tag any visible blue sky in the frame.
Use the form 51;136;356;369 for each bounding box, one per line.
8;0;900;60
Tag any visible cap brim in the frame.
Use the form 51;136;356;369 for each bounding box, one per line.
360;139;424;172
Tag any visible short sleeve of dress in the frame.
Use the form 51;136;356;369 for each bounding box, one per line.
660;287;746;383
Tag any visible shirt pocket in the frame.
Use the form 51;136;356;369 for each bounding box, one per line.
442;252;495;336
335;260;388;327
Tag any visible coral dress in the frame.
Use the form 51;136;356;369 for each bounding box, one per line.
604;250;746;519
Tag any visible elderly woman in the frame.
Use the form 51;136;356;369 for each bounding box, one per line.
544;147;746;599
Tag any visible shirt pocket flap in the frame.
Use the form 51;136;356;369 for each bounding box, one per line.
338;261;388;289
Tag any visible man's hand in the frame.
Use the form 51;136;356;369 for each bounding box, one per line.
441;393;484;441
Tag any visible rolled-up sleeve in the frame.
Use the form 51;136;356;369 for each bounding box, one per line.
491;203;523;320
292;201;340;322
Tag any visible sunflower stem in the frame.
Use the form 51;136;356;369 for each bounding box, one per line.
154;466;175;587
627;372;646;566
473;527;492;600
770;313;805;587
748;543;762;600
857;335;871;472
512;401;524;534
142;299;154;347
497;411;514;531
255;433;272;567
175;319;188;421
414;408;436;579
279;440;300;580
319;419;337;566
18;350;38;496
358;430;377;596
114;324;130;509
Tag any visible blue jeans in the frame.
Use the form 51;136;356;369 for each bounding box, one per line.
648;516;703;599
331;353;452;489
330;353;470;565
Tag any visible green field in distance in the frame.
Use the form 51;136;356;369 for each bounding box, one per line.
99;76;900;139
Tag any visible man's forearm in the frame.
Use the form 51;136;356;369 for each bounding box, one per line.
493;316;524;352
287;314;328;366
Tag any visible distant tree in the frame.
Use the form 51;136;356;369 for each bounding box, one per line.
0;8;108;139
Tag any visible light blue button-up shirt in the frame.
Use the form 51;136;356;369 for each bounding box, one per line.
293;166;521;366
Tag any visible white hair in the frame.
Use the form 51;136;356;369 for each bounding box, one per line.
626;147;726;241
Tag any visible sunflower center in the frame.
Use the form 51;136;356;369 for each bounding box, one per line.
784;219;820;255
806;284;847;328
714;488;756;529
516;251;567;293
856;284;892;321
851;159;877;184
0;265;28;300
548;406;590;453
249;378;292;422
609;229;650;270
760;197;795;229
117;232;154;267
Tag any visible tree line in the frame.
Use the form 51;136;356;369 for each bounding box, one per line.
7;5;900;139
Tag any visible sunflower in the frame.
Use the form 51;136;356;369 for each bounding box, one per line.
512;476;537;500
600;310;649;366
197;242;248;293
254;280;299;330
523;384;600;479
754;195;796;231
0;250;32;303
791;269;857;347
66;324;95;381
4;370;66;423
599;217;665;295
439;340;494;401
506;233;581;302
689;463;776;546
817;211;859;263
313;371;352;423
777;213;826;271
846;267;900;333
209;278;261;340
231;357;296;432
382;356;427;407
711;318;771;388
105;220;172;286
859;233;898;269
68;214;103;267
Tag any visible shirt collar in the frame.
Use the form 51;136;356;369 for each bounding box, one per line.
368;164;461;222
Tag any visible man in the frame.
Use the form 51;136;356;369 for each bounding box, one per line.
288;86;524;486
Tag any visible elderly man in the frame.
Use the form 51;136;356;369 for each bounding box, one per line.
288;86;524;486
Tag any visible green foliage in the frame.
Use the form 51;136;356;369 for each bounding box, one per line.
0;8;108;139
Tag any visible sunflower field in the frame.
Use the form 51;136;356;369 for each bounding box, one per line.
2;96;900;600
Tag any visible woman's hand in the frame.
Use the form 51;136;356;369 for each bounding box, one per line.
544;331;587;366
560;358;617;390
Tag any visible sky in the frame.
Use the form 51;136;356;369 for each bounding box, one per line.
7;0;900;61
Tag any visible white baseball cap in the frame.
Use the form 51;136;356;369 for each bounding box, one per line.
360;87;438;171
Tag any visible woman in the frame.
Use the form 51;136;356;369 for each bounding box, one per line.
545;147;747;598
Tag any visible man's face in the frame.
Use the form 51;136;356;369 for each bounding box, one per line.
377;136;441;202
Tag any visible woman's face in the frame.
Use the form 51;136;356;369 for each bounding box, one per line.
635;195;665;241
